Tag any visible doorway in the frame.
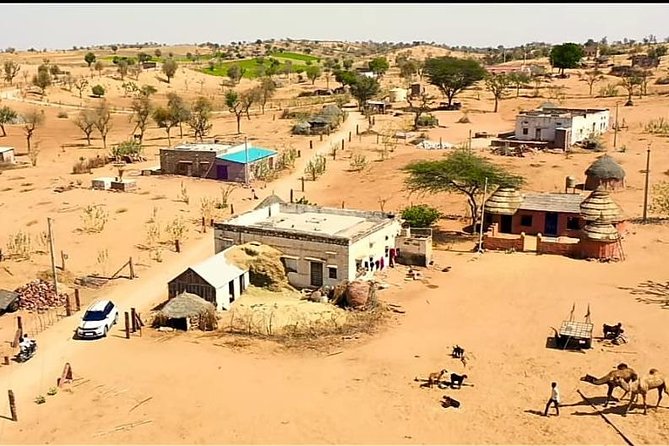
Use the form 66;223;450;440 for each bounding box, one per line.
228;281;235;303
500;214;513;233
310;261;323;287
535;128;542;140
217;165;228;180
544;212;559;236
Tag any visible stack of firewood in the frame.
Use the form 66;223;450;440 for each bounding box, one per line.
14;280;68;311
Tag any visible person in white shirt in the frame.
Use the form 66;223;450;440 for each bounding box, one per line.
543;381;560;416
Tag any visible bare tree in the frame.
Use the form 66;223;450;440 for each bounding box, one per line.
93;101;113;149
167;92;190;139
188;96;212;141
406;92;434;130
3;61;20;85
117;59;128;80
73;77;89;99
619;69;642;104
94;60;104;77
484;73;511;112
22;109;45;154
257;76;276;114
73;108;97;145
580;68;605;97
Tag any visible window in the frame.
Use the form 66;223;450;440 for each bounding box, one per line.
328;267;338;279
522;128;529;135
556;122;563;127
281;257;298;273
567;217;580;230
520;215;533;227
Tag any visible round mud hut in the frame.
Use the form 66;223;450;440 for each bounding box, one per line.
153;292;218;331
580;186;626;234
484;187;523;232
584;155;626;191
580;216;623;261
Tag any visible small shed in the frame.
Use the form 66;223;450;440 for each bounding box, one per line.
410;83;424;98
91;177;115;190
153;292;217;331
584;155;625;191
0;147;15;164
110;178;137;192
215;146;277;183
389;88;408;103
168;248;250;310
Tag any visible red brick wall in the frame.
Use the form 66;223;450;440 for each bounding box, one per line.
580;239;621;260
537;236;580;257
486;210;583;237
482;223;525;251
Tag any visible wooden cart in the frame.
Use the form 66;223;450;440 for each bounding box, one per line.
554;304;593;350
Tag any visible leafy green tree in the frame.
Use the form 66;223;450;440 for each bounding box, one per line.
549;43;585;75
225;89;257;133
484;73;512;112
162;58;178;83
619;69;642;104
334;70;357;87
305;65;321;85
111;139;143;161
343;58;354;70
137;52;151;64
0;105;18;137
3;61;20;85
227;64;243;84
167;92;190;138
580;68;605;97
507;72;531;97
32;64;51;94
84;52;96;67
350;75;380;110
423;56;486;106
91;84;105;97
368;57;390;77
22;109;45;154
117;59;128;80
403;148;524;230
130;95;153;144
188;96;212;140
399;59;418;82
153;106;177;145
93;101;113;149
154;48;162;58
401;204;442;228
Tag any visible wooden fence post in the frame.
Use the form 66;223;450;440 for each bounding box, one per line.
297;150;301;158
348;131;352;142
175;240;181;253
230;203;235;215
74;288;81;311
3;356;9;366
60;250;66;270
16;316;22;332
341;201;345;209
8;390;17;422
290;189;294;203
65;295;72;317
124;312;130;339
301;177;305;192
319;134;323;142
128;257;135;279
356;124;359;135
341;138;345;151
309;140;313;149
131;308;137;333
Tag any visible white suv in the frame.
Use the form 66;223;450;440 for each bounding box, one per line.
76;300;119;339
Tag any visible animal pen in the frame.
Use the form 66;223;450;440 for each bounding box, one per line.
153;292;218;331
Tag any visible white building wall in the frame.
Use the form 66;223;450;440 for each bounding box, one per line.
213;271;249;311
568;110;610;145
347;220;402;279
515;110;610;144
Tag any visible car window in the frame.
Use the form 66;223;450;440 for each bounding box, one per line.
104;302;114;314
83;310;107;322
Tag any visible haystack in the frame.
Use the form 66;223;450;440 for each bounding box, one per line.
224;243;289;291
485;187;523;215
153;292;217;331
343;280;377;309
584;154;626;191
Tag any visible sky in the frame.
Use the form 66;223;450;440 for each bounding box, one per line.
0;3;667;51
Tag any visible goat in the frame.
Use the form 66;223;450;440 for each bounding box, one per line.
603;323;624;339
451;345;465;359
441;395;461;409
450;373;468;389
422;369;448;388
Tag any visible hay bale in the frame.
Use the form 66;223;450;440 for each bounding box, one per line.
346;280;374;309
224;243;289;291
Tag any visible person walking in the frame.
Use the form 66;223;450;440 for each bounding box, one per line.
543;382;560;416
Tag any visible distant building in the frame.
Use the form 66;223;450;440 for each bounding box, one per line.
159;141;277;183
214;199;403;289
584;43;600;59
0;146;15;164
514;106;610;149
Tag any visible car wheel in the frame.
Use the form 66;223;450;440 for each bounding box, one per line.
103;326;108;337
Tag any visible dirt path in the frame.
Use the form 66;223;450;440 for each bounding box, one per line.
0;111;366;422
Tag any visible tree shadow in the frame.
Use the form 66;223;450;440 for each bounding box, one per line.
618;280;669;308
432;228;477;253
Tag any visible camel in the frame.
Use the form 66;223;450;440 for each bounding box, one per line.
579;363;638;407
621;369;669;415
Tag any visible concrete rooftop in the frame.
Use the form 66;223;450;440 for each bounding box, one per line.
251;212;378;238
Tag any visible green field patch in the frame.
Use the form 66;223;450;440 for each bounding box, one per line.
201;57;310;79
268;51;320;62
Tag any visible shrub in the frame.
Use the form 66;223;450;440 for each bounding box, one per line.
651;181;669;216
401;204;442;227
178;182;189;204
349;153;368;171
6;231;32;260
34;395;46;405
598;83;619;97
654;76;669;85
416;114;439;127
80;205;109;233
644;117;669;135
91;84;105;97
57;110;68;119
304;154;327;181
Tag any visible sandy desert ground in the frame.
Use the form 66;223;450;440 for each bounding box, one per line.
0;44;668;444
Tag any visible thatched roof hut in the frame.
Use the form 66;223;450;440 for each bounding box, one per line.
580;186;624;222
153;292;217;331
583;217;620;242
485;187;523;215
584;154;626;191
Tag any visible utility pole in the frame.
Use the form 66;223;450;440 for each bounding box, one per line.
642;147;651;222
47;218;58;295
478;177;489;253
244;136;249;187
613;102;619;148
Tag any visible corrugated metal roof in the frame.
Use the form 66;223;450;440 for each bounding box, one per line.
190;249;247;289
518;193;584;214
217;147;276;164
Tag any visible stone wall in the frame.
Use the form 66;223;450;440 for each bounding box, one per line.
482;223;525;251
